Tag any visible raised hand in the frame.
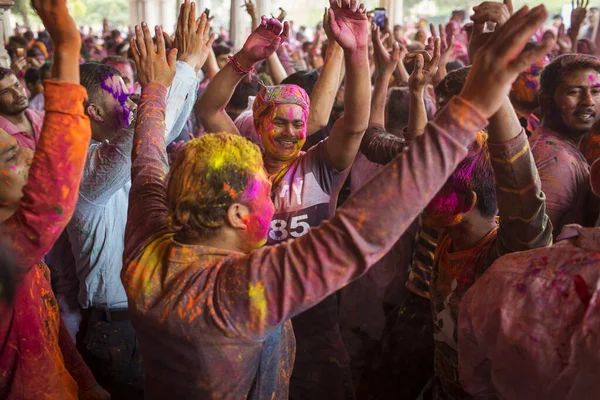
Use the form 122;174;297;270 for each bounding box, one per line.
430;23;455;67
407;38;441;92
31;0;80;83
471;0;513;26
244;0;259;27
460;5;552;119
130;23;178;88
468;0;512;59
31;0;80;53
372;25;400;76
571;0;589;30
173;0;216;71
327;0;369;52
237;17;289;67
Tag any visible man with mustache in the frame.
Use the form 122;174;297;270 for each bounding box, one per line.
532;54;600;236
199;1;370;398
0;67;44;151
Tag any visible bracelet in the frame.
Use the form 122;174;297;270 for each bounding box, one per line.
229;54;255;76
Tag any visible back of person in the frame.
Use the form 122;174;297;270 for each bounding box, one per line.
430;226;499;399
459;230;600;400
125;234;295;400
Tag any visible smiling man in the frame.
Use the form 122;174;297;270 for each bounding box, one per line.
198;4;371;397
0;68;44;150
532;54;600;236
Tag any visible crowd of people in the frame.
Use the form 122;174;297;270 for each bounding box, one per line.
2;0;600;399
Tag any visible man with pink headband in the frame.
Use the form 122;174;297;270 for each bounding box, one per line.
199;1;371;397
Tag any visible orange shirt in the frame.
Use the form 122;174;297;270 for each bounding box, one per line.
0;81;96;399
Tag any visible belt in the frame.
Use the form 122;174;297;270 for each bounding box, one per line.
88;307;130;322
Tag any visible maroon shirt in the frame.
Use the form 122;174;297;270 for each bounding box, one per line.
121;89;487;399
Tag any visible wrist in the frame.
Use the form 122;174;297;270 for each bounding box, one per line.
409;86;425;98
235;52;256;70
343;46;369;65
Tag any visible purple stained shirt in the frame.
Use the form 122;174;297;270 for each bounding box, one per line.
459;224;600;400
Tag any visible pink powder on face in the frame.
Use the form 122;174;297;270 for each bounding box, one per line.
240;174;274;249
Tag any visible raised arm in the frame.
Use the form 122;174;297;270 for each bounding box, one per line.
488;97;553;261
406;40;441;140
305;8;345;136
123;23;179;263
197;17;289;134
369;25;401;128
5;0;90;280
217;5;552;339
324;0;371;171
569;0;588;52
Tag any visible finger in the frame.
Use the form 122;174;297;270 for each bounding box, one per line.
182;0;191;31
135;25;147;57
373;26;386;55
197;12;207;35
447;32;455;50
141;22;154;55
189;1;196;30
572;0;575;11
585;0;590;9
329;0;339;10
413;54;424;75
430;23;437;38
207;32;216;48
439;23;446;43
281;21;290;41
130;37;141;65
426;37;434;50
508;35;554;73
381;32;390;43
494;5;547;59
358;3;366;14
350;0;358;11
162;31;174;48
392;42;401;62
167;48;178;71
504;0;513;15
328;8;339;36
430;37;441;68
178;1;186;29
156;26;166;57
271;18;283;35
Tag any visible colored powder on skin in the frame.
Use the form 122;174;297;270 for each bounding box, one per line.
248;282;267;325
53;205;63;215
101;74;131;127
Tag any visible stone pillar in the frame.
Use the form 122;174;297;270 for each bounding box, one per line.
0;1;13;69
129;0;139;30
380;0;403;28
256;0;268;21
229;0;246;50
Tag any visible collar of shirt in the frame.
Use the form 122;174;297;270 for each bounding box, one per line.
557;224;600;251
0;109;44;138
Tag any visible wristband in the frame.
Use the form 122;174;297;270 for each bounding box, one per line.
229;54;255;76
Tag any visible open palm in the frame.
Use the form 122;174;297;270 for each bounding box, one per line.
241;18;289;63
327;0;368;52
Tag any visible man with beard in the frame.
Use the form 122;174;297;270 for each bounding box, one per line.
46;2;212;398
532;54;600;236
0;68;44;150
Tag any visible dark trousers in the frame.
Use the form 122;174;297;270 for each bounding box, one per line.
289;294;355;400
358;292;434;400
77;309;145;400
